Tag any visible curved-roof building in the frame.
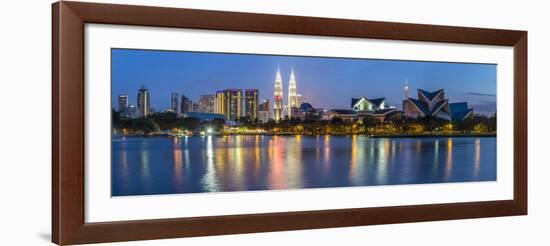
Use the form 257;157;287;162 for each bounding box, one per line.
403;89;473;121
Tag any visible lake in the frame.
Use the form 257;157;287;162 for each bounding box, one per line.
111;135;496;196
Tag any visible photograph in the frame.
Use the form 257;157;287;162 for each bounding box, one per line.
111;48;497;196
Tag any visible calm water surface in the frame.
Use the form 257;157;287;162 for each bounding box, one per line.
112;135;496;196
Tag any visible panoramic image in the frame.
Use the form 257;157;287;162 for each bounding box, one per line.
111;48;497;196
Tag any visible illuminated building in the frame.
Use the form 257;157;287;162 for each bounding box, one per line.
258;99;271;123
295;102;320;120
137;86;150;117
197;94;216;113
295;94;303;108
118;94;128;112
120;104;138;119
216;89;243;121
327;97;398;122
244;89;259;120
351;97;387;112
403;88;473;121
287;68;298;117
273;68;284;121
170;92;179;114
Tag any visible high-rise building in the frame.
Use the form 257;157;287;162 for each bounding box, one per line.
120;104;139;119
193;102;199;112
258;99;271;123
287;68;299;118
273;68;284;121
118;94;128;112
216;89;243;121
244;89;259;120
259;99;270;111
197;95;216;113
180;95;193;116
170;92;179;114
295;94;303;109
137;86;150;117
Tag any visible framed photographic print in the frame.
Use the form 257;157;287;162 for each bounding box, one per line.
52;1;527;245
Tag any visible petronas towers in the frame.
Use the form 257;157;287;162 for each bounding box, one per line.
273;67;301;121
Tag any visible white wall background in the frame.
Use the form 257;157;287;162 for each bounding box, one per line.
0;0;547;245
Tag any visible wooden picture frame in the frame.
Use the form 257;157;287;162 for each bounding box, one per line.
52;1;527;245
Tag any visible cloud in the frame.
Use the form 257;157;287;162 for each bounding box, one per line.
467;92;496;97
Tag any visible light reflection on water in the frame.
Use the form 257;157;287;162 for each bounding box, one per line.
112;136;496;196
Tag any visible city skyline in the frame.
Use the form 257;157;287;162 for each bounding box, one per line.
112;48;497;115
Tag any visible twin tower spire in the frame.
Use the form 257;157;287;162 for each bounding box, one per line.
273;67;299;121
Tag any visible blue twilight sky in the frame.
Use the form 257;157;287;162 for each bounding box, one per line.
112;48;497;115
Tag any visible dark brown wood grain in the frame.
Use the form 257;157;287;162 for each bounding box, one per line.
52;1;528;245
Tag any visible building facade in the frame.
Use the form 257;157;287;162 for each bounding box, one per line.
120;104;139;119
197;94;216;113
258;99;271;123
118;94;128;112
287;69;298;118
216;89;243;121
325;97;398;122
185;112;225;121
170;92;179;114
351;97;387;112
403;89;473;121
180;95;193;116
295;102;319;121
244;89;259;120
137;86;150;117
273;68;284;121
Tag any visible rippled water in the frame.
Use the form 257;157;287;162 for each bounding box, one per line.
111;135;496;196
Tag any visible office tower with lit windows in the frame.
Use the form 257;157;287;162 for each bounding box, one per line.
137;86;150;117
258;99;271;123
197;94;216;113
118;94;128;112
295;94;303;108
244;89;259;120
287;68;298;117
170;92;179;114
273;68;284;121
216;89;243;121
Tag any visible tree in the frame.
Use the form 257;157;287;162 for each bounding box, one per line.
203;118;226;132
132;118;160;133
177;117;201;131
362;115;377;134
330;117;344;125
150;111;178;130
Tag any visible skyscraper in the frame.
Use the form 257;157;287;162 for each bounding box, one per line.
137;86;150;117
216;89;243;121
404;78;409;99
197;94;216;113
258;99;271;123
259;99;270;112
170;92;179;114
273;68;283;121
118;94;128;112
295;94;303;108
244;89;259;120
287;68;298;118
180;95;193;116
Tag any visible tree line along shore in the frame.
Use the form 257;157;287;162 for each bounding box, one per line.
113;110;496;137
